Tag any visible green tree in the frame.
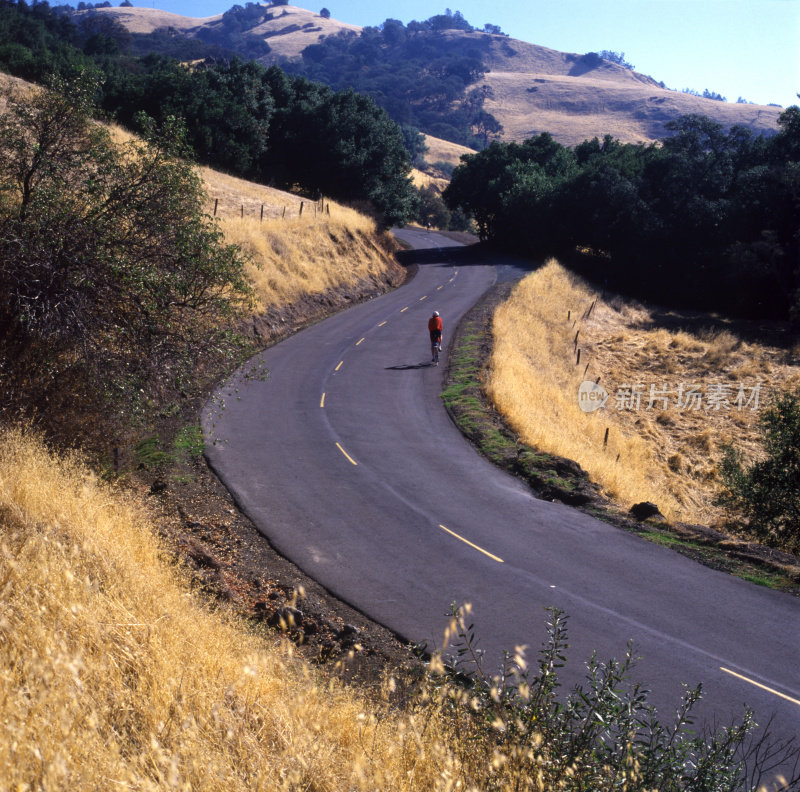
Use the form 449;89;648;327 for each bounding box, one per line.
718;390;800;552
415;184;451;229
261;73;416;226
0;74;252;431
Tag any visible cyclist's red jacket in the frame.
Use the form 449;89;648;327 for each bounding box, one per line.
428;316;443;333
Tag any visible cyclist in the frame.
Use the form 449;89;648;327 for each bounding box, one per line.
428;311;443;364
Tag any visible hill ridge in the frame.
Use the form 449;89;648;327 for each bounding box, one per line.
88;3;782;147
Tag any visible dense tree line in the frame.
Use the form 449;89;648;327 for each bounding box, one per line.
0;0;417;226
101;56;416;225
282;10;504;148
445;112;800;320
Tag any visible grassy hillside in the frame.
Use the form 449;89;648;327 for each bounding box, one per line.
488;260;800;526
107;121;403;316
0;428;452;790
92;4;782;147
476;33;781;145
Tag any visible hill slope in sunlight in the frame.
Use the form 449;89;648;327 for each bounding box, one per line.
90;4;782;147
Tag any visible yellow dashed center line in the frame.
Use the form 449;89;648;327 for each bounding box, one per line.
335;360;343;371
378;321;387;327
419;295;427;301
400;306;409;313
336;442;358;466
356;337;365;346
436;285;444;291
720;667;800;707
439;524;503;563
320;393;326;408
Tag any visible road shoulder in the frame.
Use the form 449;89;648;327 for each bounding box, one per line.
444;282;800;595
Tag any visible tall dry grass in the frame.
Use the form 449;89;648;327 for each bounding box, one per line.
488;259;800;524
0;427;470;791
105;127;401;312
219;208;397;311
488;259;680;516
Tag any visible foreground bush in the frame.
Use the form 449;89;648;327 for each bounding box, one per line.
430;604;800;791
0;74;253;436
718;390;800;553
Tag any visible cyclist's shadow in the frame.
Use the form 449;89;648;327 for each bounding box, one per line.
385;363;436;370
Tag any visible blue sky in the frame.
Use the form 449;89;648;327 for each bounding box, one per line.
142;0;799;109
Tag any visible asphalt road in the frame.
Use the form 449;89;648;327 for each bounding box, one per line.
203;228;800;773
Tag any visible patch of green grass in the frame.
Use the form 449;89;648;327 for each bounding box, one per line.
174;424;205;460
642;531;700;550
134;423;205;470
135;435;171;468
739;573;775;588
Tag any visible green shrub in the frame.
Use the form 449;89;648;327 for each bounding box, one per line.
0;74;253;437
427;605;796;791
718;390;800;553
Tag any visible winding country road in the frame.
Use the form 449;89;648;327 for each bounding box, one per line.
203;228;800;770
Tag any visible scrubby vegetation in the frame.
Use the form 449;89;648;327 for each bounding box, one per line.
0;0;418;226
0;73;253;442
719;390;800;552
444;111;800;321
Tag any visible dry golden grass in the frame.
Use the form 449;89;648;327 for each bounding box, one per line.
411;167;449;191
480;70;782;147
198;166;400;310
422;135;475;169
224;208;397;310
102;128;400;312
488;260;800;525
0;427;474;791
79;6;222;33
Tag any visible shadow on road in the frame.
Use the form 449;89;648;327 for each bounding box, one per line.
395;243;487;268
385;363;435;370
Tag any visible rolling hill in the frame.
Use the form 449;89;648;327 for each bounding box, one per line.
87;3;783;148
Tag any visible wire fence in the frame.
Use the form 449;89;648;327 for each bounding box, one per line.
207;197;331;221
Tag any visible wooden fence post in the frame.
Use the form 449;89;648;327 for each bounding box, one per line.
213;198;218;216
260;204;264;222
299;201;304;216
